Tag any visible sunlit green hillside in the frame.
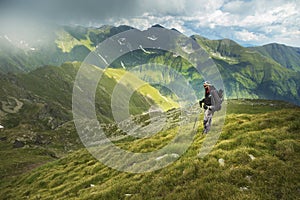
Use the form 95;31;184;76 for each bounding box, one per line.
0;62;178;186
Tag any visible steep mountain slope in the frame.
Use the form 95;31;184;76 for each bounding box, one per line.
250;43;300;72
2;62;176;124
1;100;299;199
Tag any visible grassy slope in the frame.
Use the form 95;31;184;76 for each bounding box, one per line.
193;36;300;105
1;100;299;200
0;62;178;188
14;62;177;119
104;68;179;112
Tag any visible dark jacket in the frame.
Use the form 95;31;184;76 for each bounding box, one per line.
199;86;216;108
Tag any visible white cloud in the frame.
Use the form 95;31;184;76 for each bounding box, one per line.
235;29;267;41
222;1;248;14
113;14;186;34
240;2;298;27
108;0;300;46
141;0;300;46
113;0;300;46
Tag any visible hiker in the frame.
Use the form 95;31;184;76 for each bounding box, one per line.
199;81;222;134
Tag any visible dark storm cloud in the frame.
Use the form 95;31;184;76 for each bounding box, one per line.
0;0;141;23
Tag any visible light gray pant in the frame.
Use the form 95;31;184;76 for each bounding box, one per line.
203;108;213;133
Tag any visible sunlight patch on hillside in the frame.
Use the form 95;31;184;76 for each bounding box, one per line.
55;30;95;52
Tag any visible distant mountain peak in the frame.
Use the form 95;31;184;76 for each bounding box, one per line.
218;38;241;46
151;24;165;28
115;25;135;30
263;43;287;48
150;24;182;33
190;35;209;41
170;28;181;33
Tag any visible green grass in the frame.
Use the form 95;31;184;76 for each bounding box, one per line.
1;100;299;199
0;120;82;186
225;99;297;114
104;68;179;111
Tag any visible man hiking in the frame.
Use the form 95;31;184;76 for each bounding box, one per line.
199;81;222;134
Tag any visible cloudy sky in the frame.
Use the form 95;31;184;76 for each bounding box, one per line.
0;0;299;47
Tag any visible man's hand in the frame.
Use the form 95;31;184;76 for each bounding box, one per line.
199;100;204;108
203;105;208;110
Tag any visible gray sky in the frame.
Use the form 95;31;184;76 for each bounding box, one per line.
0;0;299;47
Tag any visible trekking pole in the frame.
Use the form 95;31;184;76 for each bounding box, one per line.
193;116;198;129
193;106;202;132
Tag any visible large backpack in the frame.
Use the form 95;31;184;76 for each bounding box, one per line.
211;88;224;111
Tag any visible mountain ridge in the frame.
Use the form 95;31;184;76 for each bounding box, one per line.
0;24;299;106
1;24;300;74
190;35;300;105
249;43;300;72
